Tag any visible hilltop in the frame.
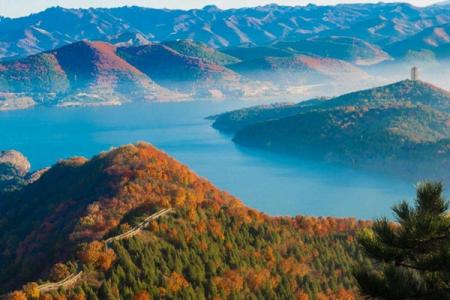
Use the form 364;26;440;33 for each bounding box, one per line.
0;143;370;299
212;80;450;181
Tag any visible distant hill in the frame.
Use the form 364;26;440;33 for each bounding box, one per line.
321;6;448;46
0;3;449;60
227;55;368;85
0;143;370;298
387;23;450;58
162;40;240;65
273;36;391;66
117;43;244;95
109;31;152;47
222;46;293;61
0;41;176;107
213;80;450;181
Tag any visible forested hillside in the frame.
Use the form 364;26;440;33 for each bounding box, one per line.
0;143;371;299
212;80;450;182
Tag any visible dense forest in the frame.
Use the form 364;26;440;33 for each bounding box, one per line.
0;143;372;299
212;80;450;182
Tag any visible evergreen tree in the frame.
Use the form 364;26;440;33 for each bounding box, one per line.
354;182;450;299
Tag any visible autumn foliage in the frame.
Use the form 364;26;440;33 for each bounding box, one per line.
77;241;116;271
0;143;370;299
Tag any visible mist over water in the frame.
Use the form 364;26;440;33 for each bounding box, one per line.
0;101;415;219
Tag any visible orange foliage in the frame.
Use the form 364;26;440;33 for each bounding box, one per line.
213;270;244;295
166;272;189;293
77;241;116;271
69;293;86;300
133;291;151;300
23;282;40;299
209;220;224;240
281;257;310;277
247;269;271;290
332;289;356;300
7;291;27;300
296;291;309;300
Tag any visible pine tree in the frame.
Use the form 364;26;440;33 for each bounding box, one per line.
354;182;450;299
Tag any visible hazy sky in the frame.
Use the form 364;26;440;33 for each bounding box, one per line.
0;0;443;18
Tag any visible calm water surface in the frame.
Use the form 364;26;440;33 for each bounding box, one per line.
0;101;415;219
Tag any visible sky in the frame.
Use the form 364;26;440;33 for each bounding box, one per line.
0;0;444;18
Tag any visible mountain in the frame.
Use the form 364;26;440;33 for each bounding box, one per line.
116;43;245;96
0;41;177;107
162;40;240;65
109;31;152;47
386;23;450;59
321;4;449;46
222;46;293;61
213;80;450;181
0;143;370;298
227;55;369;85
0;3;449;60
273;36;391;66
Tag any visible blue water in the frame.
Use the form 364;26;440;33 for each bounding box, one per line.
0;101;415;219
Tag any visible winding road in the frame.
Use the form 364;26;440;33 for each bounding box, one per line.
104;207;174;245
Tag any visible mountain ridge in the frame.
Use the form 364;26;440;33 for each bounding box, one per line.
0;3;449;60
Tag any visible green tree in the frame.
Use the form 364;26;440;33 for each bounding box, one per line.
354;182;450;299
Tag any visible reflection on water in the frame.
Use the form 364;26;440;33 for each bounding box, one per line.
0;101;415;219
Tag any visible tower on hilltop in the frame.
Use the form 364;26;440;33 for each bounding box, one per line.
411;66;418;81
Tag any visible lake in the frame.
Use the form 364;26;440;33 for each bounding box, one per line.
0;101;415;219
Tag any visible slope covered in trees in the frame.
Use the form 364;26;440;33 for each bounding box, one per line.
0;143;371;299
212;80;450;182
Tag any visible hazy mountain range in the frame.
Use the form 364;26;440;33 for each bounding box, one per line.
0;38;375;109
0;3;449;60
0;3;450;109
